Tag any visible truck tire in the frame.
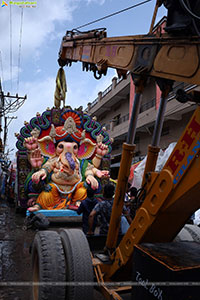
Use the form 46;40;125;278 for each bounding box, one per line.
60;228;94;300
174;224;200;243
31;230;66;300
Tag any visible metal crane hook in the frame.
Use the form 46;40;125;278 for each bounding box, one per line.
93;70;102;80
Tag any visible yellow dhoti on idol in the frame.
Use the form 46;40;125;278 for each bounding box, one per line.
36;181;87;210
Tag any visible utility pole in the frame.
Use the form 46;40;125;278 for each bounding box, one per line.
3;116;17;152
0;78;26;155
0;80;4;154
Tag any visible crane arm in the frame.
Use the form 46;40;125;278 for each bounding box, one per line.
58;29;200;85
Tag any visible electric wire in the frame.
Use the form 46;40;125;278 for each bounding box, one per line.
0;51;4;91
180;0;200;21
7;116;17;128
74;0;152;30
180;0;200;36
17;7;24;92
9;4;13;92
0;96;26;116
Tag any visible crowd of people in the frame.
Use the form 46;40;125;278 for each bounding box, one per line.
77;181;139;236
76;180;200;236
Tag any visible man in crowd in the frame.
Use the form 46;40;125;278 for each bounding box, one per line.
88;182;132;235
77;185;98;234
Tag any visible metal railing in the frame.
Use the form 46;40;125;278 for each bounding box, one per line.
117;113;129;125
140;98;156;113
102;85;112;98
90;80;197;132
89;76;126;109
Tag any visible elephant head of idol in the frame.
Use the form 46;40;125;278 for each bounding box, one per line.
37;111;97;161
51;144;81;186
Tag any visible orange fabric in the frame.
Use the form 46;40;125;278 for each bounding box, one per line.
36;182;87;210
129;161;141;182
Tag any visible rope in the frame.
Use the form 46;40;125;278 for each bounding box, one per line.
149;0;160;33
54;68;67;108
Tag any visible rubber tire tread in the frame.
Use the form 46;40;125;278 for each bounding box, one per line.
60;228;94;300
32;230;66;300
174;225;200;242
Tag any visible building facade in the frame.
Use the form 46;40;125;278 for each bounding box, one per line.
85;19;199;179
85;73;199;179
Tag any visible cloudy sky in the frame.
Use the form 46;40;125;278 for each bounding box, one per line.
0;0;166;159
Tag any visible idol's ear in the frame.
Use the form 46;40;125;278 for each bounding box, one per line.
37;136;56;158
77;138;96;160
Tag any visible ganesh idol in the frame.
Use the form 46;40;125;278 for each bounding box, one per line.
23;110;109;211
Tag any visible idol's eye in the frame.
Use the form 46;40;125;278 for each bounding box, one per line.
73;144;78;150
58;143;64;149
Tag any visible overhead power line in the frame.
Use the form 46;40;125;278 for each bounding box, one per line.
17;7;24;92
0;51;4;91
75;0;152;30
9;5;13;92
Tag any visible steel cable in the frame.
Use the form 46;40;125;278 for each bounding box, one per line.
74;0;152;30
17;7;24;92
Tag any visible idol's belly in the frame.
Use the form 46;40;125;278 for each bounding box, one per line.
51;171;81;186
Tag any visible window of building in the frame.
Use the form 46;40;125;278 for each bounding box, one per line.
161;127;170;136
134;135;140;143
112;144;120;151
99;113;107;122
114;103;121;111
121;114;129;123
113;114;121;126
